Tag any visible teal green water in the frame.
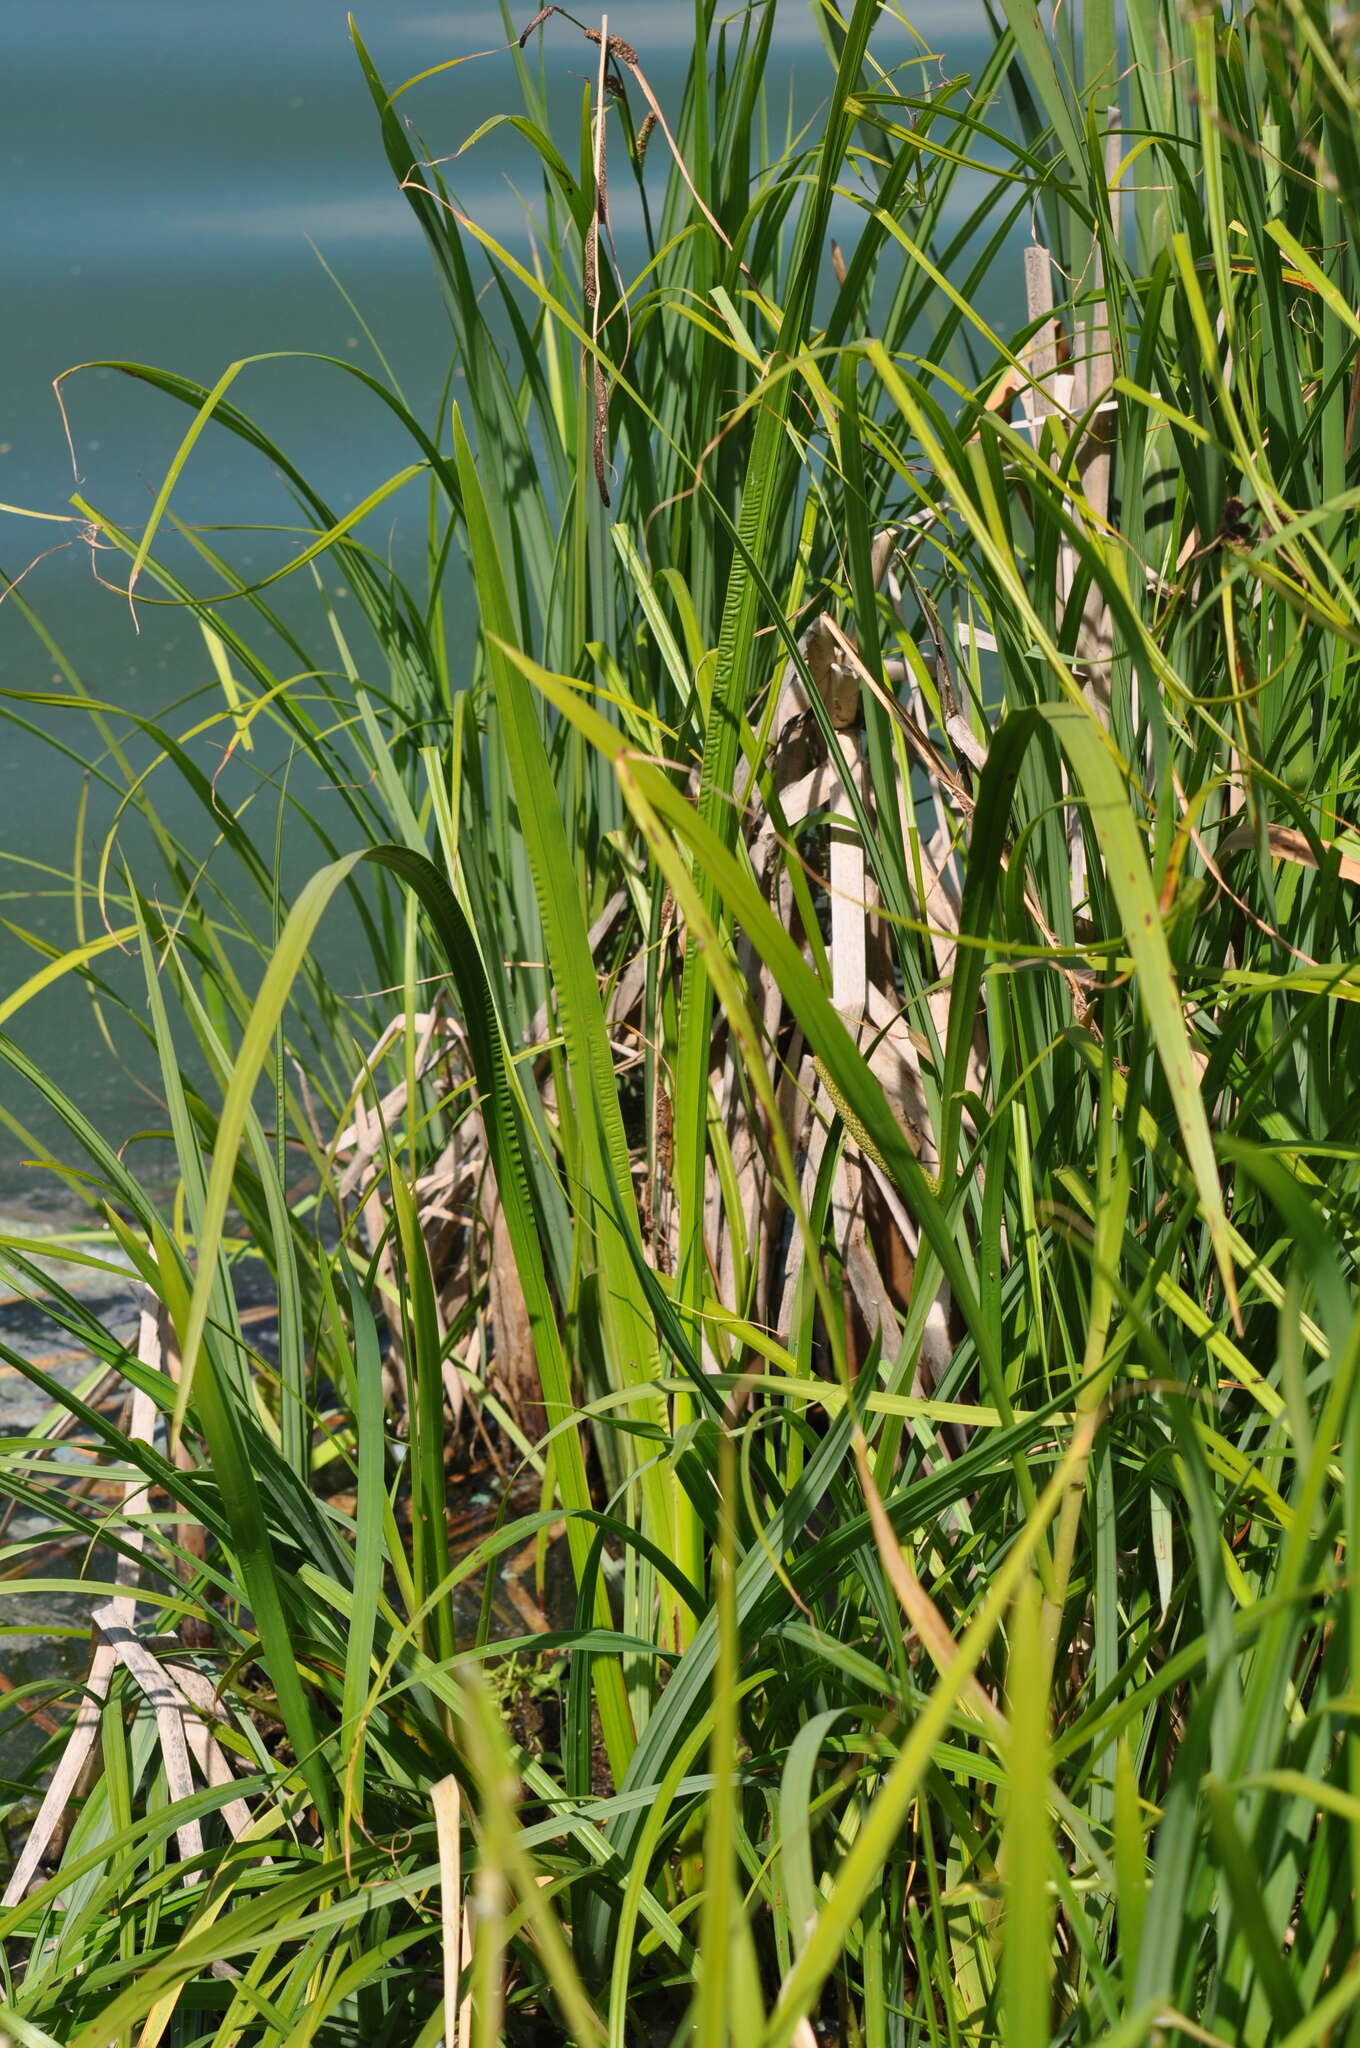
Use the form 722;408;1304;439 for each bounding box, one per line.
1;0;992;1201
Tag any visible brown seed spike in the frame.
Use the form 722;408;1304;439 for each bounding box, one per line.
518;5;557;48
592;360;611;507
583;222;598;309
583;25;639;64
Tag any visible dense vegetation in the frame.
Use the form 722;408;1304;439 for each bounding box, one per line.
2;0;1359;2039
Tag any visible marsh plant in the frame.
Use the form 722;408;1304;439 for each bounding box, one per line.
2;0;1360;2040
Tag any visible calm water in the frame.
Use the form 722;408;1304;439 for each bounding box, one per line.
1;0;994;1202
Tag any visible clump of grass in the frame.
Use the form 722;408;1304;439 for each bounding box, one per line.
2;0;1360;2041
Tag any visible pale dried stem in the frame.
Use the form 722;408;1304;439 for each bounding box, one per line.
2;1296;251;1909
